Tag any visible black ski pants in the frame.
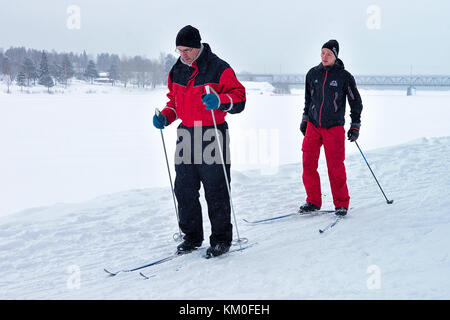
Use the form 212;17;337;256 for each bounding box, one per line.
174;122;232;246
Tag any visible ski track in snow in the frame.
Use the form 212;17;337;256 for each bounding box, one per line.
0;137;449;299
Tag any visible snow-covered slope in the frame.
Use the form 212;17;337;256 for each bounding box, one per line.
1;136;449;299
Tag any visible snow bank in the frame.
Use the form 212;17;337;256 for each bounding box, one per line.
0;137;449;299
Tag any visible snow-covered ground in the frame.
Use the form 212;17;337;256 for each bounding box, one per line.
0;136;449;299
0;82;449;299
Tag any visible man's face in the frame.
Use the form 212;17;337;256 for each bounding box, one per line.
176;46;201;64
321;48;336;67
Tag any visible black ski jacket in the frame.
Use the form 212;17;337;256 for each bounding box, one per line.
303;59;363;129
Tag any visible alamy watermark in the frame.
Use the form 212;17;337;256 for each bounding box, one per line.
174;123;280;175
234;128;280;175
66;5;81;30
66;265;81;289
366;5;381;30
366;264;381;290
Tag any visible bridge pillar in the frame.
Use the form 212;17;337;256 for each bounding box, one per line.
272;83;291;94
407;86;416;96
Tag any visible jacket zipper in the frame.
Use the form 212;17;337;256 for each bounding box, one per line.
182;64;199;117
319;70;328;127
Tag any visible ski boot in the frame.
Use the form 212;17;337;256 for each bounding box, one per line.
335;207;348;216
176;240;202;255
299;202;320;214
205;243;231;258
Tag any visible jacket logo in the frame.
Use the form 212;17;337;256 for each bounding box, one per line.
330;80;338;87
314;79;319;84
332;47;338;58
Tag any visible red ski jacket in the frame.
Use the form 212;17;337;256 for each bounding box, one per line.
161;43;246;127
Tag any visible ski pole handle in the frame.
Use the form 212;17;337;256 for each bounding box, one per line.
205;85;219;97
155;108;161;117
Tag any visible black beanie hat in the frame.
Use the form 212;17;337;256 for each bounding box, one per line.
322;40;339;58
176;25;201;48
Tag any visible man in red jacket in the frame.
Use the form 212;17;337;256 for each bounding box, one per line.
153;25;246;257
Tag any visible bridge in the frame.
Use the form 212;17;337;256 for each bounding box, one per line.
237;73;450;93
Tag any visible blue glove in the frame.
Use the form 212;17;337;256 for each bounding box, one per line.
202;93;219;110
153;113;168;129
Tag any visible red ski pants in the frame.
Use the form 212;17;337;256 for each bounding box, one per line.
301;122;350;209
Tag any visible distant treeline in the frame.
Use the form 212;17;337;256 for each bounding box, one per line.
0;47;177;93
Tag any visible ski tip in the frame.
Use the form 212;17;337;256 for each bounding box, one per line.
104;269;116;276
139;271;156;280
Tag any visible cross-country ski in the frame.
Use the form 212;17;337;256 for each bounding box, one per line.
243;210;336;224
104;253;180;277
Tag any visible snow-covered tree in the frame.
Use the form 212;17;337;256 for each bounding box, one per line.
163;53;177;78
38;51;54;93
50;63;63;84
61;55;74;87
16;70;26;91
1;56;14;93
119;58;133;88
23;58;38;86
108;63;119;86
84;60;98;84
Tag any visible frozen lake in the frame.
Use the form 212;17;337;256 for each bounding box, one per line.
1;82;449;217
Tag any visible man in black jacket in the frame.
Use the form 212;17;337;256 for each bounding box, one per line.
299;40;363;216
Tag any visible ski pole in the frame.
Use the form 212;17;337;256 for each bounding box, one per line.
354;140;394;204
155;108;183;242
205;86;247;247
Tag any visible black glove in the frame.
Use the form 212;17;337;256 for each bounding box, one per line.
300;120;308;136
347;123;360;142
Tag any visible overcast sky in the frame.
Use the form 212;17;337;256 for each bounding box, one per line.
1;0;449;75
